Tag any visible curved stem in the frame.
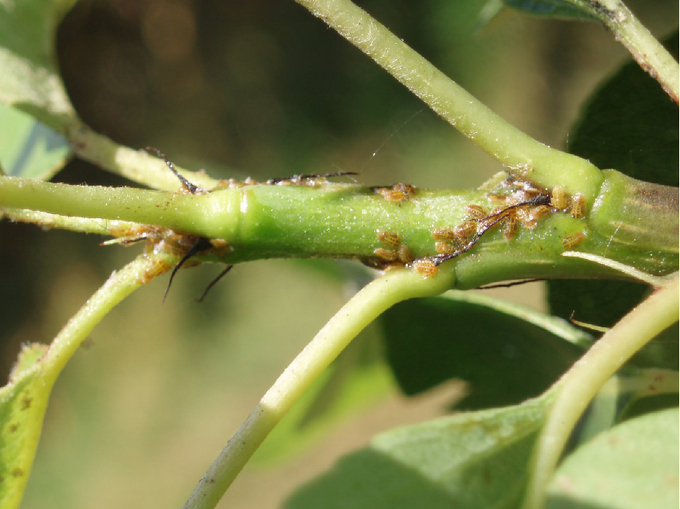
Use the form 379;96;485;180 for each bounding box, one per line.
571;0;679;102
294;0;603;199
182;265;456;509
522;275;679;509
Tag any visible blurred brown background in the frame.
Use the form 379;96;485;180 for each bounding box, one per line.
0;0;676;507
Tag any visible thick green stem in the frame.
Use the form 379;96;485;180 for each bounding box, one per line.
522;275;680;509
182;265;456;509
294;0;604;199
0;174;676;285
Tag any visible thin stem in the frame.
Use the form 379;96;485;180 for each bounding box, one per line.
40;253;174;380
182;265;456;509
67;124;220;191
294;0;604;199
1;253;169;508
570;0;679;102
522;275;679;509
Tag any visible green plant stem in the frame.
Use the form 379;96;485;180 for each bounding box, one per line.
293;0;604;199
1;207;132;235
569;0;679;102
522;275;679;509
182;265;456;509
67;125;220;191
1;253;169;509
0;174;676;283
39;253;169;379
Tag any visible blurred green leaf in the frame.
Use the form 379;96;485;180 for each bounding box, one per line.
0;0;78;131
284;392;551;509
381;293;585;410
0;103;71;179
548;32;679;351
503;0;596;21
546;408;679;509
0;344;53;509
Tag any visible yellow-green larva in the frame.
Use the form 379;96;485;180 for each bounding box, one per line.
550;186;568;210
465;204;487;220
435;241;456;255
376;229;401;248
398;244;415;264
411;258;438;277
501;213;517;240
454;220;477;240
431;227;456;241
374;247;398;262
562;231;587;250
570;193;586;219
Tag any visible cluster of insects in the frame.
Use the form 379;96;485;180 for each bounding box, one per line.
371;175;589;278
134;149;592;287
373;182;417;203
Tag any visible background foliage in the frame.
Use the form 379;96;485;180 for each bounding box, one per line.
0;1;677;508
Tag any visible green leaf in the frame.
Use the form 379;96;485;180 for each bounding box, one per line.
548;32;679;351
503;0;597;21
0;345;54;509
0;0;78;131
0;103;71;179
546;408;679;509
284;393;552;509
381;293;585;410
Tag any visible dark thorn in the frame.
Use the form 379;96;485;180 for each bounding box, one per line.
266;171;359;184
162;238;212;303
476;279;544;289
195;265;234;303
145;146;202;194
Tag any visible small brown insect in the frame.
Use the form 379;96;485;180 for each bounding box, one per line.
411;258;438;277
516;207;538;229
529;204;551;221
465;204;487;220
139;256;173;285
501;213;517;240
374;247;399;262
397;244;414;264
375;182;416;203
550;186;568;210
570;193;586;219
431;227;456;241
376;229;402;248
562;231;587;250
454;220;477;240
435;241;456;255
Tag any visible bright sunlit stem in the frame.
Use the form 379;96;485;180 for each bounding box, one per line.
182;265;456;509
294;0;604;199
522;275;679;509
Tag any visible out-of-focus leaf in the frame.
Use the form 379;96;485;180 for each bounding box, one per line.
503;0;596;21
0;103;71;179
380;293;585;410
284;392;552;509
0;344;53;509
0;0;78;131
546;408;679;509
548;33;679;359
